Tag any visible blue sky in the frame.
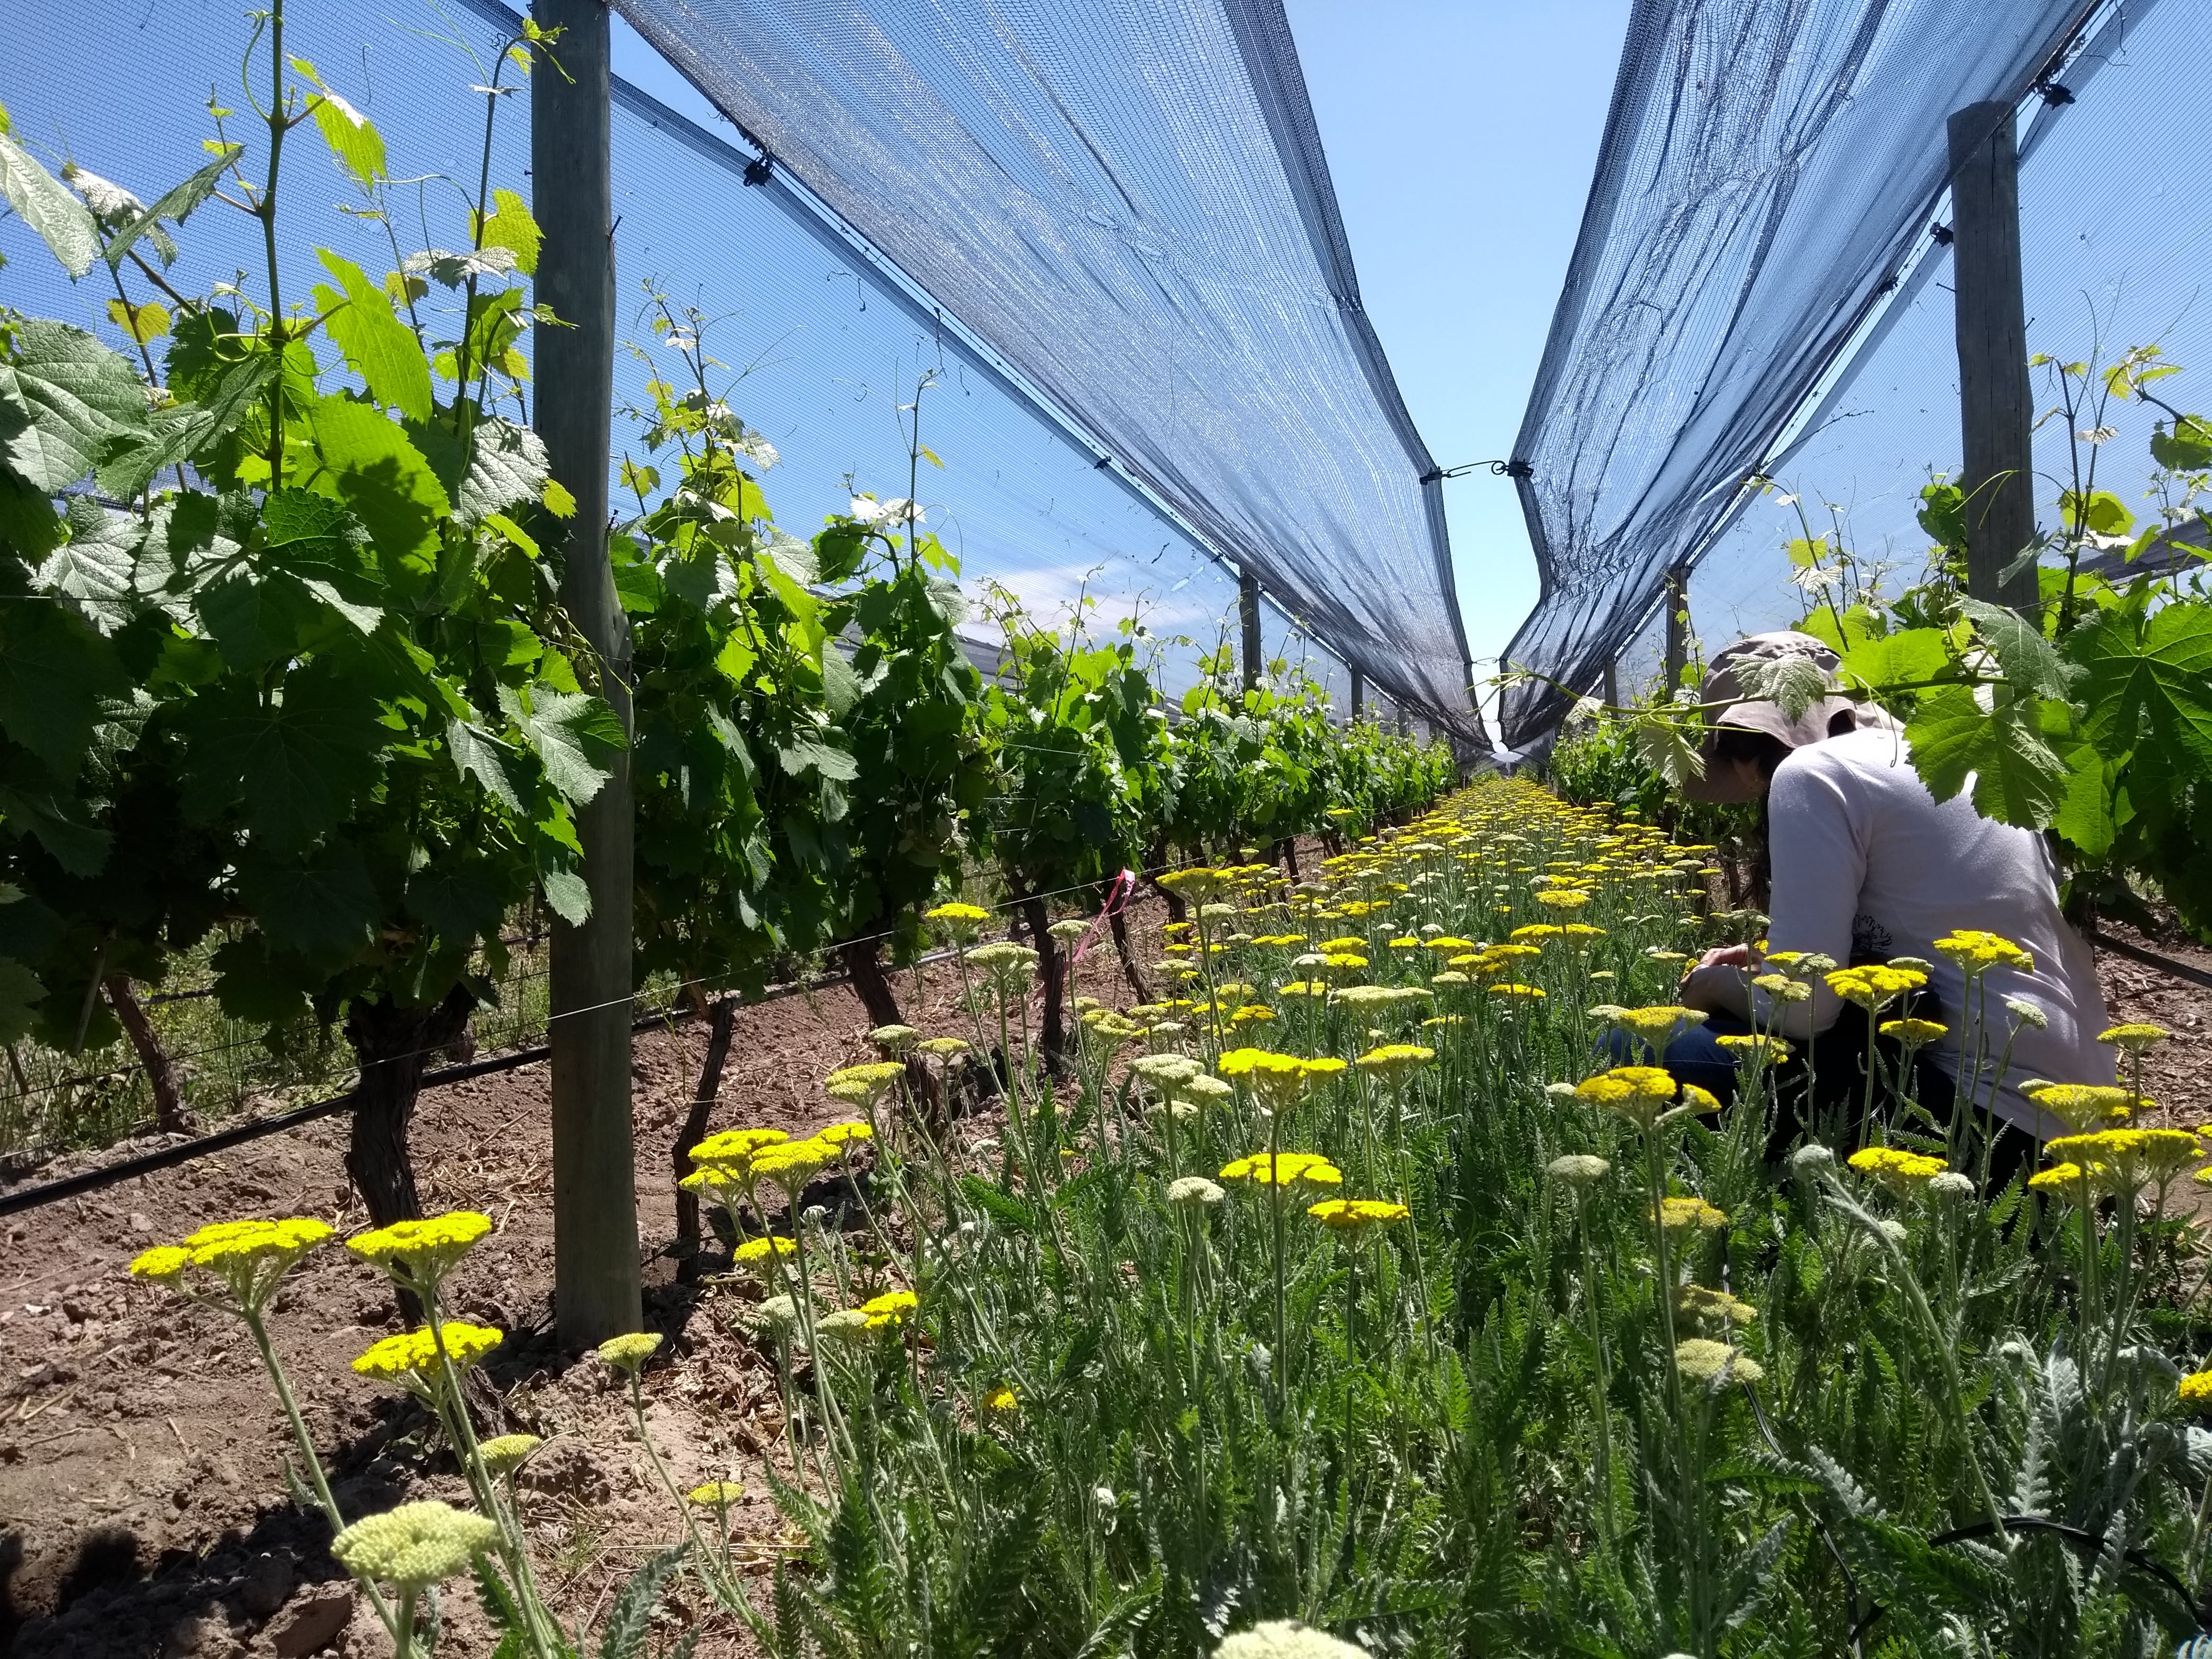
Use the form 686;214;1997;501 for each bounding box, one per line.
1280;0;1631;674
608;1;1631;683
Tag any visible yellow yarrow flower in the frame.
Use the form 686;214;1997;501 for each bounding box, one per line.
984;1384;1020;1414
597;1331;664;1375
819;1119;874;1148
2180;1371;2212;1407
1847;1145;1948;1188
2024;1082;2138;1133
477;1434;542;1473
347;1212;492;1289
1219;1151;1344;1188
750;1137;836;1189
691;1127;789;1166
353;1322;505;1384
2099;1023;2171;1054
330;1501;498;1591
1675;1337;1763;1385
825;1063;903;1106
128;1245;192;1284
734;1236;799;1264
1932;929;2033;975
1878;1018;1948;1044
1657;1195;1729;1233
689;1480;745;1506
1824;965;1927;1010
860;1289;918;1330
1307;1198;1411;1235
925;901;990;942
1354;1043;1434;1083
1533;889;1591;908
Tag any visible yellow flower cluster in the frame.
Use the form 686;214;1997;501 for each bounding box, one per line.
1219;1151;1344;1188
1932;928;2033;975
347;1211;493;1288
1823;963;1927;1009
1846;1146;1947;1186
353;1321;505;1383
1307;1198;1410;1235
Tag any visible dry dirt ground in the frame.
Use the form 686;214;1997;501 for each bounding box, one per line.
1;894;2207;1658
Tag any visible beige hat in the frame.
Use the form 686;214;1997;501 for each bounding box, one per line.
1681;631;1871;803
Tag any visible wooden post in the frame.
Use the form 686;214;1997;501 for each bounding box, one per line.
1947;100;2039;609
1600;659;1619;707
1348;667;1364;723
1662;563;1689;693
534;0;642;1347
1238;567;1262;695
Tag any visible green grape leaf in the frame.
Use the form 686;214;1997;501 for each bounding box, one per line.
208;934;313;1025
0;774;112;875
476;187;540;276
236;841;378;967
0;469;63;559
2057;488;2134;538
500;684;625;804
448;718;529;815
0;320;149;492
2150;414;2212;472
316;249;433;423
1904;685;2068;828
1630;711;1705;791
2050;735;2117;862
178;668;389;851
1957;598;2075;700
0;598;129;777
303;396;450;570
41;498;143;634
458;418;550;525
535;847;591;925
197;569;325;669
404;853;510;945
1834;624;1949;697
292;61;387;187
0;956;46;1046
776;735;859;783
0;131;100;278
2072;601;2212;778
821;645;860;720
102;147;239;272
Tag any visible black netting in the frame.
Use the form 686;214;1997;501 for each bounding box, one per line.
1499;0;2106;747
609;0;1481;739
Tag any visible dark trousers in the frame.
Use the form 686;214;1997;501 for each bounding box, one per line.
1605;1003;2035;1192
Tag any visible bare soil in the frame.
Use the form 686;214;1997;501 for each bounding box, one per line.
2;883;2205;1659
0;898;1173;1659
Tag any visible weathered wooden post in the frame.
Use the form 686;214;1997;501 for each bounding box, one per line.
1662;562;1690;694
1601;659;1619;707
1349;666;1364;723
1947;100;2039;609
1238;567;1262;695
534;0;642;1346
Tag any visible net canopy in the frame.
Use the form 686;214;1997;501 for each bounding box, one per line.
1;0;1462;730
1499;0;2119;748
611;0;1479;738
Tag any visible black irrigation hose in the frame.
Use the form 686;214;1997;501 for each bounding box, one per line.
1846;1515;2211;1646
0;949;956;1219
2091;928;2212;996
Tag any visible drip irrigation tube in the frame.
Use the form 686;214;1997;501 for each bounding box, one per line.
2090;928;2212;995
0;950;954;1219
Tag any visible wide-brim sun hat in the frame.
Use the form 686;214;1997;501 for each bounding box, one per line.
1680;630;1873;803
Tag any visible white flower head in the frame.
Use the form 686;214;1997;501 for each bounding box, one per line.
2005;996;2049;1030
1789;1143;1836;1173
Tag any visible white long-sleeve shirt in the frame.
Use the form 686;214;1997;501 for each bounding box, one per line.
1752;726;2113;1134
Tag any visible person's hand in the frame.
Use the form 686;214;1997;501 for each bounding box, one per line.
1679;961;1752;1016
1695;943;1758;971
